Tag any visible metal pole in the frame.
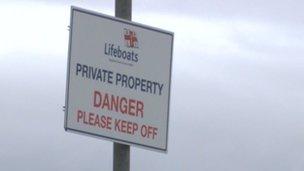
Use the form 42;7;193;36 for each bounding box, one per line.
114;1;131;171
115;0;132;20
113;143;130;171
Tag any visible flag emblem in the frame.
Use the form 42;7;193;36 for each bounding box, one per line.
124;28;138;48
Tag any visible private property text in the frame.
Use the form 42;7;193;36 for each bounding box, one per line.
75;63;164;95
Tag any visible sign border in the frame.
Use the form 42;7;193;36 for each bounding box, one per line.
64;6;174;152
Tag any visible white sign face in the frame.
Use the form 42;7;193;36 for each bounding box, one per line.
64;6;173;152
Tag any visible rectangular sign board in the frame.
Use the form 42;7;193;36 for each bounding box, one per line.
64;6;173;152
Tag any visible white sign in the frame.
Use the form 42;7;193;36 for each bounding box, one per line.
64;6;173;152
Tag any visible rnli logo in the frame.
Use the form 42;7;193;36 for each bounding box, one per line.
124;28;138;48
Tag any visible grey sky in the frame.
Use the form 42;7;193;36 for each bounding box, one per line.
0;0;304;170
